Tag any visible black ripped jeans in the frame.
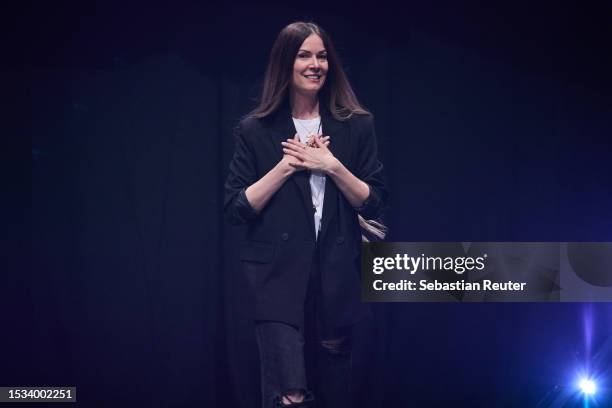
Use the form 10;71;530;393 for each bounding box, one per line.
255;261;353;408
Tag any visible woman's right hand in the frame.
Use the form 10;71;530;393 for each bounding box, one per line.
280;134;304;174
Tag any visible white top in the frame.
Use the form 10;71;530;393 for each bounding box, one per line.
292;116;326;239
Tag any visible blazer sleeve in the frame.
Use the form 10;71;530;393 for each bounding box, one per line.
223;121;260;225
353;114;389;219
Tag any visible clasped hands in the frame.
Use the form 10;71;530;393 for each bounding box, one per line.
281;133;340;174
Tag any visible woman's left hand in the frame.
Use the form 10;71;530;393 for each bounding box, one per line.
281;135;340;174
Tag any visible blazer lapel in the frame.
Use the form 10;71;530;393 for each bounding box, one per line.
318;108;349;243
270;105;317;240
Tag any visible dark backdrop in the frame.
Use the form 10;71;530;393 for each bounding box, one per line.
24;1;612;407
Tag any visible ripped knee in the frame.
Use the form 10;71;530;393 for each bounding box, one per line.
320;336;352;356
276;389;313;407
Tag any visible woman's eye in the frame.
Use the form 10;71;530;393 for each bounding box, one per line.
296;53;327;60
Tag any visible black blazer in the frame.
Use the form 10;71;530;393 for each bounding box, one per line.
224;103;388;329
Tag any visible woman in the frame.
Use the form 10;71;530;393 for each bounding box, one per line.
224;21;388;407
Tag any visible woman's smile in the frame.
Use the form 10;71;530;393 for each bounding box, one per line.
303;73;322;82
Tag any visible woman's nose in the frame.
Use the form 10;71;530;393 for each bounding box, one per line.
310;56;320;68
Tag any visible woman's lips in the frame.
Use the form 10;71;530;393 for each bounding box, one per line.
303;74;322;82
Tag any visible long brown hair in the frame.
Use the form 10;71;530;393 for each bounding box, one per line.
248;21;369;121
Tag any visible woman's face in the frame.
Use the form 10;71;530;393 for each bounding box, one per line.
291;34;328;97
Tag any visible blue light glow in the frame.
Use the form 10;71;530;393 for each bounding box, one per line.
579;378;597;396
